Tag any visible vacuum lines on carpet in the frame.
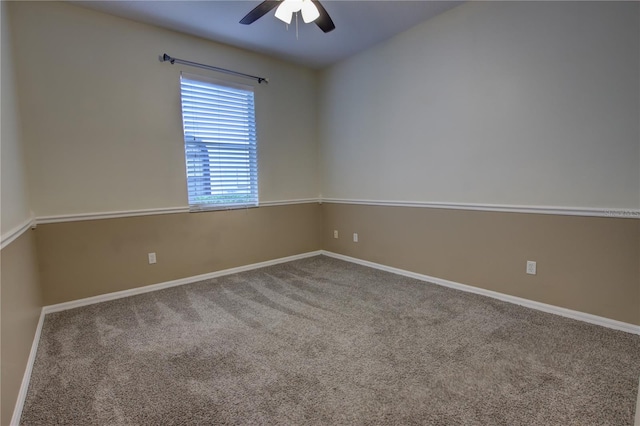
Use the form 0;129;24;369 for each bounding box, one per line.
20;256;640;424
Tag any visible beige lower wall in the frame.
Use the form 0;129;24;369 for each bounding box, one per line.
1;229;42;426
322;203;640;326
35;202;640;324
36;203;322;305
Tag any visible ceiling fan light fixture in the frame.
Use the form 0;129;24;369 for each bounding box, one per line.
274;0;319;25
301;1;320;23
274;0;298;24
240;0;335;33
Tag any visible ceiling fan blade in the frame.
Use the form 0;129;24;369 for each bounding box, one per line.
311;0;335;33
240;1;280;25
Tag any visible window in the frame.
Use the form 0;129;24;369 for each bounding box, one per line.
180;73;258;211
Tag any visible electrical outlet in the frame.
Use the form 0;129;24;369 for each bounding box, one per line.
333;230;339;239
148;252;157;264
526;261;536;275
353;233;358;243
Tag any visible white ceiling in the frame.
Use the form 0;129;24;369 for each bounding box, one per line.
73;1;464;69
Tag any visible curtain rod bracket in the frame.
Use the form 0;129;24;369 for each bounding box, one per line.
159;53;268;84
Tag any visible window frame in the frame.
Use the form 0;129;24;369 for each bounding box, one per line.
180;72;259;212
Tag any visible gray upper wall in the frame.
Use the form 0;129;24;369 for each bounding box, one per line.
319;1;640;210
1;2;31;235
3;1;639;228
6;1;319;220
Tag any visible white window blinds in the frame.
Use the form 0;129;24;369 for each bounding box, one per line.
180;73;258;211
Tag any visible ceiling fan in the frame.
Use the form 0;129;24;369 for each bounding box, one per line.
240;0;336;33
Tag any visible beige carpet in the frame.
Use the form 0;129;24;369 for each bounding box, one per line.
21;256;640;425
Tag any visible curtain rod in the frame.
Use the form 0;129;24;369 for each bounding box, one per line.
159;53;269;84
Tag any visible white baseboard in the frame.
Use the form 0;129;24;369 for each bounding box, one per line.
11;308;45;425
43;250;323;314
321;251;640;336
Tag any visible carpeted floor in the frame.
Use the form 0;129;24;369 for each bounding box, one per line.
21;255;640;425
